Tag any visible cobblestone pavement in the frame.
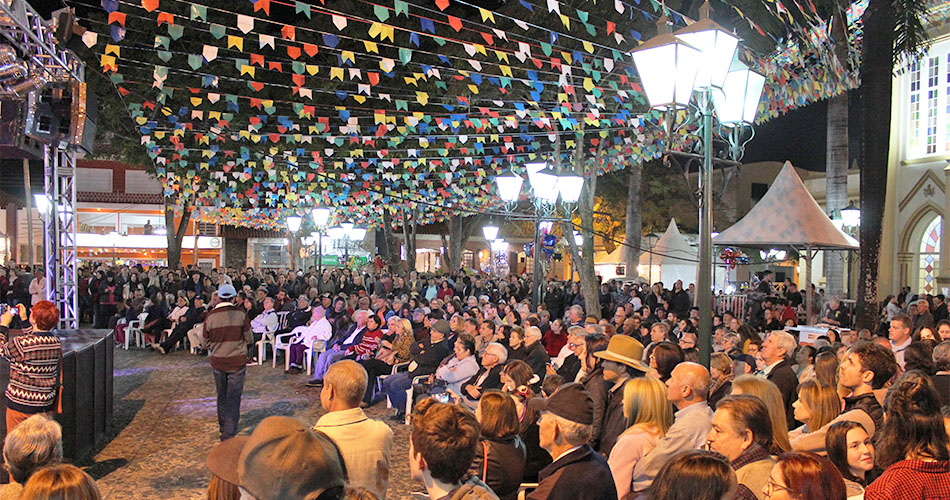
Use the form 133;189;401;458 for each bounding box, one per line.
79;347;416;500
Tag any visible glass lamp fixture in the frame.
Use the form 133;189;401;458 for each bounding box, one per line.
530;167;560;204
490;239;509;253
632;13;702;110
327;226;345;240
286;216;303;233
840;201;860;227
340;222;355;235
350;227;367;241
312;207;332;226
573;231;583;246
711;60;766;125
672;1;739;90
495;174;524;202
482;224;499;241
524;162;547;186
558;173;584;204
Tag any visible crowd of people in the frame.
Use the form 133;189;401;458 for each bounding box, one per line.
0;260;949;500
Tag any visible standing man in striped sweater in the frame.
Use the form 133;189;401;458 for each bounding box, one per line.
0;301;62;433
202;284;253;441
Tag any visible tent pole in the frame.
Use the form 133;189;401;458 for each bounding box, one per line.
805;244;813;325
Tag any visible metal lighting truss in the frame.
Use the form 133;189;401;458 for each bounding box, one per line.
0;0;84;84
0;0;84;328
43;146;78;328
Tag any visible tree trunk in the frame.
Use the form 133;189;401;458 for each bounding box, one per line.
824;12;850;299
446;213;485;272
401;208;418;271
164;196;191;270
624;162;642;276
856;0;895;329
577;159;602;319
379;209;397;267
440;232;451;270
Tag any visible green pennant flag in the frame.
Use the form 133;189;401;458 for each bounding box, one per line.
584;23;596;37
190;4;207;21
188;54;202;70
154;35;169;49
168;24;184;40
110;73;124;84
576;9;589;22
395;99;408;111
541;42;552;56
374;5;390;22
431;35;446;46
295;1;311;18
394;0;409;16
210;24;226;39
157;50;172;62
399;47;412;65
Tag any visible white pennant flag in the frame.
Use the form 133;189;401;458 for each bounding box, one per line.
203;44;218;62
237;15;254;34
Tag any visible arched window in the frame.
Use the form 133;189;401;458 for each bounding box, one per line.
919;216;942;294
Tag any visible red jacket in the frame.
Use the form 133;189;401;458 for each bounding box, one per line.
866;460;950;500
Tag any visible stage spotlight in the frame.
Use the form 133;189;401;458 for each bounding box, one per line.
5;74;47;98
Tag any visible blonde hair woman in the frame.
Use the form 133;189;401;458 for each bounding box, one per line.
608;377;674;499
731;375;792;454
18;464;101;500
789;380;841;439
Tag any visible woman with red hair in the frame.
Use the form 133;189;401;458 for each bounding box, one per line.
763;450;846;500
0;301;62;432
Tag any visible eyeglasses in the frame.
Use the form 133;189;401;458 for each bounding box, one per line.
764;478;793;498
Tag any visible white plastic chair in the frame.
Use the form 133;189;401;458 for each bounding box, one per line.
517;483;539;500
255;311;287;367
381;362;410;408
126;312;148;349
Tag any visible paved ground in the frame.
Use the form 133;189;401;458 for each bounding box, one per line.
79;346;416;500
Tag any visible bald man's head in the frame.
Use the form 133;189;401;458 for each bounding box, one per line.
671;362;711;402
323;360;368;409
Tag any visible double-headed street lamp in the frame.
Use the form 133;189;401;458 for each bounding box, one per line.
327;222;367;265
311;207;332;276
495;164;584;310
632;0;765;368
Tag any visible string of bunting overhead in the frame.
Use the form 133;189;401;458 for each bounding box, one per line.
71;0;865;230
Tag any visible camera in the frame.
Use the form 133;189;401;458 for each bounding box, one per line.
434;392;451;403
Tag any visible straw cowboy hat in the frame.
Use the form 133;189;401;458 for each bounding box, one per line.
594;335;650;374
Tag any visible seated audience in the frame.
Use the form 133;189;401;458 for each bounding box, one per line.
708;352;734;409
284;305;332;374
18;464;102;500
579;333;609;450
865;370;950;500
825;421;875;499
207;415;346;500
381;319;452;419
766;451;846;500
594;334;650;455
758;330;799;429
648;450;738;500
360;317;414;403
708;395;777;500
470;390;527;500
731;375;792;454
522;326;551;376
461;342;507;409
790;380;841;438
409;399;497;500
608;377;672;500
632;362;713;492
0;414;63;500
526;382;617;500
838;341;898;437
314;361;393;499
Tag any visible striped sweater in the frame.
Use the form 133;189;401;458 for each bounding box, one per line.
202;302;253;372
0;326;62;413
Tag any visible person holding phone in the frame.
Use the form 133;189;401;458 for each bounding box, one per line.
0;301;62;432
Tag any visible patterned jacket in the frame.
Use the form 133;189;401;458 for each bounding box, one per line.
203;302;253;372
0;326;62;413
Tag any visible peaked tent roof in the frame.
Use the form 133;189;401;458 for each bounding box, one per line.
713;161;858;250
639;219;697;266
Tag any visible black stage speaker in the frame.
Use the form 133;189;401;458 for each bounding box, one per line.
0;99;42;159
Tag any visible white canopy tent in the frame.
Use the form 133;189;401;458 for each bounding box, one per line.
713;161;858;322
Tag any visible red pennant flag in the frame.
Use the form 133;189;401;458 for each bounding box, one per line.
249;81;264;92
287;45;301;59
156;12;174;26
281;25;295;41
108;11;126;25
303;43;319;57
253;0;270;15
250;53;265;67
480;32;494;45
435;0;449;10
447;16;462;32
292;74;306;86
368;72;380;86
267;61;282;72
142;0;159;12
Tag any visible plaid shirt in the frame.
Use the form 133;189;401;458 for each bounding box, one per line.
0;326;62;413
866;460;950;500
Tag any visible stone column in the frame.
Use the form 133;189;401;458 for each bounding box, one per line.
935;165;950;295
